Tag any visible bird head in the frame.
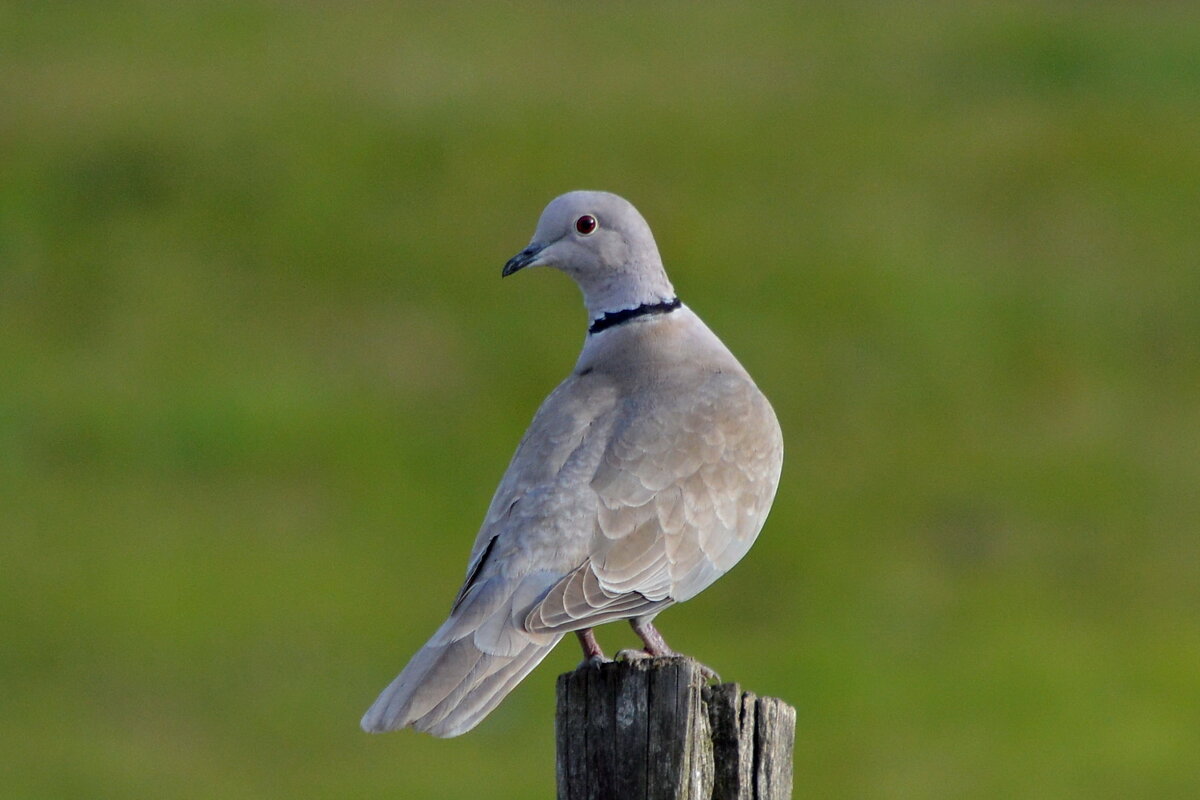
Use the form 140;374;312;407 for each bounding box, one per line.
503;191;676;321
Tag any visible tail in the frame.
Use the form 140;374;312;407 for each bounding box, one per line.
361;577;562;737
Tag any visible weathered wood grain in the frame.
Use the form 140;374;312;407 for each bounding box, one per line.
556;657;794;800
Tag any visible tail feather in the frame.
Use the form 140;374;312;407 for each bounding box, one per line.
361;578;564;737
360;635;560;737
445;643;557;734
368;636;482;727
419;640;512;728
421;638;560;737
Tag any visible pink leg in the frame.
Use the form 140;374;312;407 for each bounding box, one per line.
630;618;678;657
575;628;607;666
623;618;720;682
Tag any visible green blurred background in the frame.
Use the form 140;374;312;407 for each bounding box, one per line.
3;2;1198;797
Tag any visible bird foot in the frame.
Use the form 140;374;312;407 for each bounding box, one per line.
613;649;721;682
693;661;722;684
576;654;609;671
615;650;721;683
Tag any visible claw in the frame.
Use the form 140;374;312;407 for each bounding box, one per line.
626;618;721;682
615;648;720;682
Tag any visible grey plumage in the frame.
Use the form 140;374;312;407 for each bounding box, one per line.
361;191;783;737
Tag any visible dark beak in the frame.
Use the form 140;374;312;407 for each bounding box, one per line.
502;243;545;277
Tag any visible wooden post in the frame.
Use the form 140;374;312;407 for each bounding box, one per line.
556;657;795;800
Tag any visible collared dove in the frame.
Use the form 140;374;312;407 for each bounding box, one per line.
361;191;783;737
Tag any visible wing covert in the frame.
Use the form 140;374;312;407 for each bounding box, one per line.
525;371;782;634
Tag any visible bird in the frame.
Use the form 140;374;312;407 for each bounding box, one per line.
361;190;783;737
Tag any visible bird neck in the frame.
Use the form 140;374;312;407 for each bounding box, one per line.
579;266;677;328
588;297;681;335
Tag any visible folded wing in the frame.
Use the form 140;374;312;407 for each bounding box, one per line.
525;372;783;634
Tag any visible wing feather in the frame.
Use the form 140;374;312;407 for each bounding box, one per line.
525;371;782;632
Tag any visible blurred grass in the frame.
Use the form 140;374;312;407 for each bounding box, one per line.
3;1;1199;797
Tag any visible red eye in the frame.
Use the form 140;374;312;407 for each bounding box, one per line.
575;214;598;235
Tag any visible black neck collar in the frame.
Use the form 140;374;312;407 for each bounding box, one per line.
589;297;682;335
